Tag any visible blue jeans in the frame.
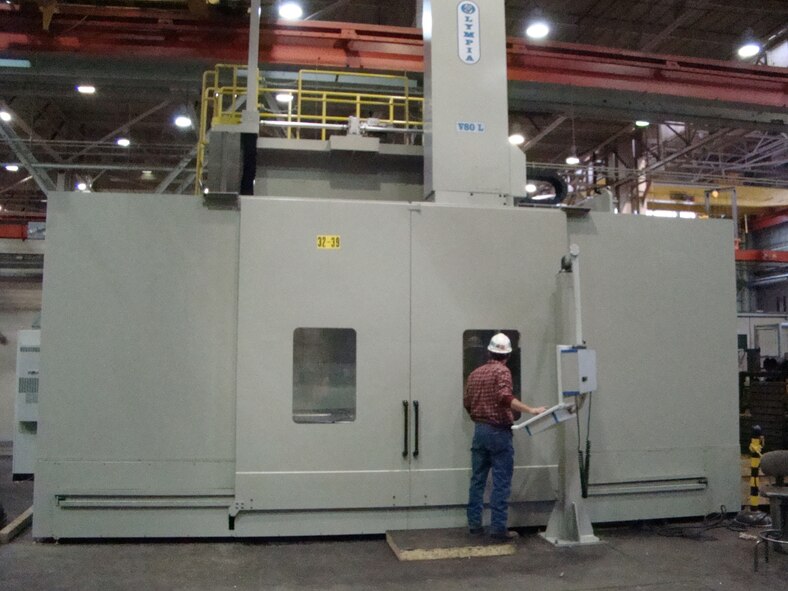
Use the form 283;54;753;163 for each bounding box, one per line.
467;422;514;534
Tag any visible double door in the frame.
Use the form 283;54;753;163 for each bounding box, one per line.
234;198;565;514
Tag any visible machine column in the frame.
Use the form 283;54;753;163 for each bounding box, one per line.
422;0;513;205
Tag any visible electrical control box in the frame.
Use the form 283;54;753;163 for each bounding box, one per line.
559;347;597;396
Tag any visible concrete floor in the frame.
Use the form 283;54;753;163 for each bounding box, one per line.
2;456;786;591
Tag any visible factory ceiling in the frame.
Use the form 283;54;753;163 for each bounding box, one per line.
0;0;786;218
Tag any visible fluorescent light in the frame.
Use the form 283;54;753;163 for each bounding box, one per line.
0;59;32;69
531;194;556;201
635;120;650;127
0;111;11;122
525;183;537;193
737;42;761;58
508;133;525;145
526;21;550;40
278;2;303;20
77;85;96;95
276;93;294;104
174;116;192;128
5;164;19;172
116;138;130;147
565;155;580;165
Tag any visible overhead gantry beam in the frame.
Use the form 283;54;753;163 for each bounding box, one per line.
505;40;786;111
1;14;786;115
736;250;788;263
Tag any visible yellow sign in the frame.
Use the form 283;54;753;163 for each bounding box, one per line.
317;235;341;249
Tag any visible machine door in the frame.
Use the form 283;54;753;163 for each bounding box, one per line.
409;205;567;508
234;198;412;513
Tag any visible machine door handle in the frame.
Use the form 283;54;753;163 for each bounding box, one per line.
402;400;409;458
413;400;420;458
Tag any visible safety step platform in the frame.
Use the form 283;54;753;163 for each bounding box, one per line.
385;527;517;561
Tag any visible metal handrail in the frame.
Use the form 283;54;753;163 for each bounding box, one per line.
196;64;423;193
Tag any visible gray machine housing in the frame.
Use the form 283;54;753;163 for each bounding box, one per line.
32;190;739;539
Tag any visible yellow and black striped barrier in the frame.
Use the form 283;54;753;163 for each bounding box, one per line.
734;425;771;526
749;426;764;511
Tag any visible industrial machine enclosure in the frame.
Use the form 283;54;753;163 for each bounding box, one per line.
32;191;739;538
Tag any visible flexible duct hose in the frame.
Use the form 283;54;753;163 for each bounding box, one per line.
522;168;567;205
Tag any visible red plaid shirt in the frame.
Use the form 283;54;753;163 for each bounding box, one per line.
463;359;516;427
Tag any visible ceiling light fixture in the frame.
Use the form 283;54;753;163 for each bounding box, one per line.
116;138;131;147
0;111;11;122
525;8;551;40
508;133;525;145
635;120;650;127
77;85;96;95
526;21;550;40
737;29;762;59
275;93;294;104
5;164;19;172
278;2;303;20
525;183;537;193
76;182;88;191
174;116;192;128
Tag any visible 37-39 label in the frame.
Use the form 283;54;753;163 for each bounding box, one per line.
317;235;341;249
457;121;486;133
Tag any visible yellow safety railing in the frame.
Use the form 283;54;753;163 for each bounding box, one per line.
196;65;423;194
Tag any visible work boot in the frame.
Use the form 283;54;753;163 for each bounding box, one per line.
490;529;519;541
468;526;484;535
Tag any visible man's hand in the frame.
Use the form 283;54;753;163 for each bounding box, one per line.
511;398;548;416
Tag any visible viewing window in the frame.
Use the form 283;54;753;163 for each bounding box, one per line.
463;330;522;399
293;328;356;424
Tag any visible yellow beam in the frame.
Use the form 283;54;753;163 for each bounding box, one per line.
647;184;788;213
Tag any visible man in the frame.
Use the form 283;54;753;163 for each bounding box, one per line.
463;333;546;540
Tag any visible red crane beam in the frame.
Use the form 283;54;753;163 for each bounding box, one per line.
506;39;787;110
1;11;786;110
750;210;788;232
0;223;28;240
736;250;788;263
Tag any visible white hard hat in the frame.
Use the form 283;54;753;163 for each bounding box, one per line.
488;333;512;354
